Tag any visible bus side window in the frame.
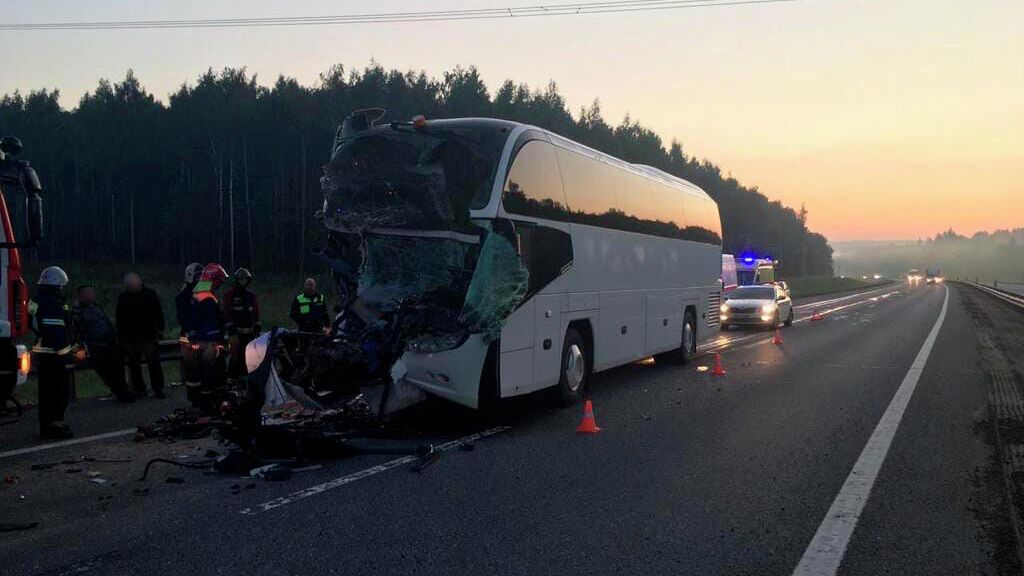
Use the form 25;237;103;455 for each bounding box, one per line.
502;140;569;222
515;222;573;296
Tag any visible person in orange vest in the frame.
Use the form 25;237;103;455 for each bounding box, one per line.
186;263;228;409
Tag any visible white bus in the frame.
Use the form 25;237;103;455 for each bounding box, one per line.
322;116;723;409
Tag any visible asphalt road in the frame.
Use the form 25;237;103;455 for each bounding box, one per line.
2;281;1022;576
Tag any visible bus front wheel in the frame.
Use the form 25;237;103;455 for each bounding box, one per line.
554;328;588;407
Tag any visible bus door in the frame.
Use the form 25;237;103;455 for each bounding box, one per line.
513;221;573;393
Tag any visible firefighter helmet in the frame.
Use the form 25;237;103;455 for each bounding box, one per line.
184;262;204;284
234;267;253;280
0;136;23;156
200;263;229;289
38;266;69;287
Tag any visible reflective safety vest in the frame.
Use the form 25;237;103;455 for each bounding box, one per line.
296;293;323;315
291;292;327;332
29;296;77;356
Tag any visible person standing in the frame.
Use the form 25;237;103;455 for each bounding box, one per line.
289;277;329;333
31;266;80;439
71;285;134;402
176;263;203;389
116;271;166;398
187;263;228;409
223;267;261;376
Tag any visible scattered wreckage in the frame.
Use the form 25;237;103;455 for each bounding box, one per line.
143;110;528;461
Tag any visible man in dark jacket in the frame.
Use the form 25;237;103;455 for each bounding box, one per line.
290;277;330;333
72;285;133;402
116;271;166;398
31;266;80;439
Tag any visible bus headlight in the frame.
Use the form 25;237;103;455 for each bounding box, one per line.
406;330;469;354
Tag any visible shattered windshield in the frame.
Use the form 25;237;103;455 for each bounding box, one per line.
358;234;478;309
321;126;507;232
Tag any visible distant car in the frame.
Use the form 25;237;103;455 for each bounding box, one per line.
720;284;793;330
925;267;943;284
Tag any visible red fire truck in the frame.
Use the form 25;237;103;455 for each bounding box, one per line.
0;136;44;415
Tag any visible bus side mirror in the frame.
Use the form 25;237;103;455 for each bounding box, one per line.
26;191;43;244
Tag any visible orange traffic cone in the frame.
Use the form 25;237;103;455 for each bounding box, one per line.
576;399;601;434
810;309;823;321
773;328;784;345
711;353;727;376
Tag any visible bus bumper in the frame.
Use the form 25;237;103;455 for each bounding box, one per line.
400;334;490;410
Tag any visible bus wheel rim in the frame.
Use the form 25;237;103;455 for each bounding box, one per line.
565;344;585;392
684;321;694;353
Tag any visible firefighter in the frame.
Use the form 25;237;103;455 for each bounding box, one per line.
176;262;203;389
187;263;228;410
31;266;82;439
223;267;261;377
290;277;330;334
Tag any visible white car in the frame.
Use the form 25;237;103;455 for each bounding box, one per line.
720;284;793;330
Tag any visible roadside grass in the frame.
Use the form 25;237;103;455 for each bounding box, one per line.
787;275;893;299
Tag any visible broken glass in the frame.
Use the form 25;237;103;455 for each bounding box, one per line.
320;127;504;233
357;234;478;309
458;224;530;342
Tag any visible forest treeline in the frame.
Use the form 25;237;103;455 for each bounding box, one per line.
0;63;833;276
834;228;1024;283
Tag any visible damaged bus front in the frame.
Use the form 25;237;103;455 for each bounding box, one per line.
258;109;722;417
316;113;530;410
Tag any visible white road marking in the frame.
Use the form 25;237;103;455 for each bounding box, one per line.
240;425;512;515
704;289;903;355
791;285;949;576
0;427;136;460
793;285;897;310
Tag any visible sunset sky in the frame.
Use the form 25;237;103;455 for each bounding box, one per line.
1;0;1021;242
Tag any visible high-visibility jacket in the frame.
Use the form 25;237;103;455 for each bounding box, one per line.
223;287;260;336
187;291;225;343
289;292;328;332
30;287;76;356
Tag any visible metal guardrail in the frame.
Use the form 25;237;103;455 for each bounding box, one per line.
965;281;1024;310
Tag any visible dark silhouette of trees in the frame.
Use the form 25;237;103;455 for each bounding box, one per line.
1;63;832;275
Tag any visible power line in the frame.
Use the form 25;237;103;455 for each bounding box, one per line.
1;0;802;31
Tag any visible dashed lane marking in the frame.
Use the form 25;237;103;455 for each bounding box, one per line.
791;285;949;576
793;285;898;310
240;425;511;515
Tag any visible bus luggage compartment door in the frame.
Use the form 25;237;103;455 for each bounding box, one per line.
499;299;534;398
531;292;565;393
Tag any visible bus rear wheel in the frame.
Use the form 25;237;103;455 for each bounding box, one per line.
554;328;588;407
